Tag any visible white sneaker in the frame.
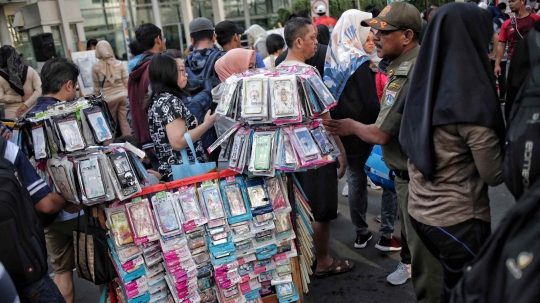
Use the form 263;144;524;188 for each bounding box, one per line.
367;177;382;190
387;262;411;285
342;183;349;196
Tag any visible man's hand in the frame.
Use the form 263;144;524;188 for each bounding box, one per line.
336;153;347;179
494;64;501;78
322;119;356;137
64;202;84;214
1;127;12;141
488;53;496;60
16;104;28;117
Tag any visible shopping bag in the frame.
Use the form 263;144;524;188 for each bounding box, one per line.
364;145;395;189
171;133;216;180
73;209;116;285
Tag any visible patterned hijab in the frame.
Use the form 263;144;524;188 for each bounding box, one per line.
95;40;117;85
323;9;372;100
0;45;27;96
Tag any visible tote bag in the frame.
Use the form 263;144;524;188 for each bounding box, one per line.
73;210;116;285
171;133;216;180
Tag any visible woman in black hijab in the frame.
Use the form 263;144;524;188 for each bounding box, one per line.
316;24;330;45
398;3;505;302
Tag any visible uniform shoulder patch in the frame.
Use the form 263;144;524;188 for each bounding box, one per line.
394;61;413;77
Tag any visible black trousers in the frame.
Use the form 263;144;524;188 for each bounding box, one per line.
410;217;491;303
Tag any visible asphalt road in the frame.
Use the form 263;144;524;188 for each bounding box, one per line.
68;180;516;303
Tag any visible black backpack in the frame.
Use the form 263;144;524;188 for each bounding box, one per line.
450;180;540;303
503;28;540;199
0;137;48;287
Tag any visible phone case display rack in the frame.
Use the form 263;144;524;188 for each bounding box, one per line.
208;65;341;176
104;169;314;303
11;96;147;206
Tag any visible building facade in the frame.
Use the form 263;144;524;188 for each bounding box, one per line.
0;0;291;70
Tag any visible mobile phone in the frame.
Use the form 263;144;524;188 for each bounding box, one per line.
209;102;218;115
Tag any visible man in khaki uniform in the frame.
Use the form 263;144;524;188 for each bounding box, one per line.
323;2;443;302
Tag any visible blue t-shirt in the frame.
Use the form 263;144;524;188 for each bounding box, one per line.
128;54;143;74
255;52;265;68
4;140;51;204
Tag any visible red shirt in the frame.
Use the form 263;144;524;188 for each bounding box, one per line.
499;14;540;60
315;16;337;31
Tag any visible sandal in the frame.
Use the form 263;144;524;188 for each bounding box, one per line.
314;258;354;278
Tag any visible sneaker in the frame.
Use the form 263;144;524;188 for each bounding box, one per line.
354;231;372;249
387;262;411;285
367;177;382;190
375;236;402;252
342;183;349;197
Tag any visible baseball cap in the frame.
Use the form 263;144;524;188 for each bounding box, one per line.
215;21;245;38
189;18;214;34
361;2;422;32
316;4;327;14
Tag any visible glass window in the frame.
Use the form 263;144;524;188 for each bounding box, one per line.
248;0;267;16
160;3;181;24
222;0;244;18
14;32;37;69
269;0;288;13
86;30;127;59
82;9;108;32
162;24;182;52
130;5;154;27
79;0;121;10
128;0;151;5
70;24;80;51
51;26;66;59
249;18;269;28
191;0;214;20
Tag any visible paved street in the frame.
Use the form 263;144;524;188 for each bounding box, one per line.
68;180;516;303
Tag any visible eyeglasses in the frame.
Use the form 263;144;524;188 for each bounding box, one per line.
178;68;187;75
161;36;167;43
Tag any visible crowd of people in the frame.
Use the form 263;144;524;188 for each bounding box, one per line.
1;0;540;302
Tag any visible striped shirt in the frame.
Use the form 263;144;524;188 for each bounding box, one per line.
4;140;50;204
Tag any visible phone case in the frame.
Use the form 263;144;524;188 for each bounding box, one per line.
108;149;141;198
108;208;134;246
84;106;113;143
271;78;296;116
243;78;264;114
229;134;245;168
127;201;158;239
201;187;225;220
31;123;48;160
55;115;85;152
49;165;77;202
151;191;182;236
178;189;203;222
293;127;319;157
79;157;106;199
223;184;248;216
253;135;272;171
310;126;335;155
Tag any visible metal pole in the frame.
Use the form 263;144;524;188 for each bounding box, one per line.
119;0;132;61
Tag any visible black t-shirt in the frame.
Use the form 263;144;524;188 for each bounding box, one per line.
330;61;380;158
275;44;328;76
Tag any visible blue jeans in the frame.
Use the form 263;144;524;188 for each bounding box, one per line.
380;187;398;239
347;156;369;235
19;275;65;303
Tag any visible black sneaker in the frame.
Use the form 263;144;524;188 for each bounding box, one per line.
354;231;373;249
375;236;402;252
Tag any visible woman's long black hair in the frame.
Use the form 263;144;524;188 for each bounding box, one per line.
146;52;189;110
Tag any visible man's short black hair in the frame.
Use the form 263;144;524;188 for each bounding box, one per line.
86;39;98;50
289;10;311;20
191;30;214;44
136;23;162;51
284;17;312;48
41;58;79;95
216;33;234;47
266;34;285;55
129;40;144;56
498;2;507;10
